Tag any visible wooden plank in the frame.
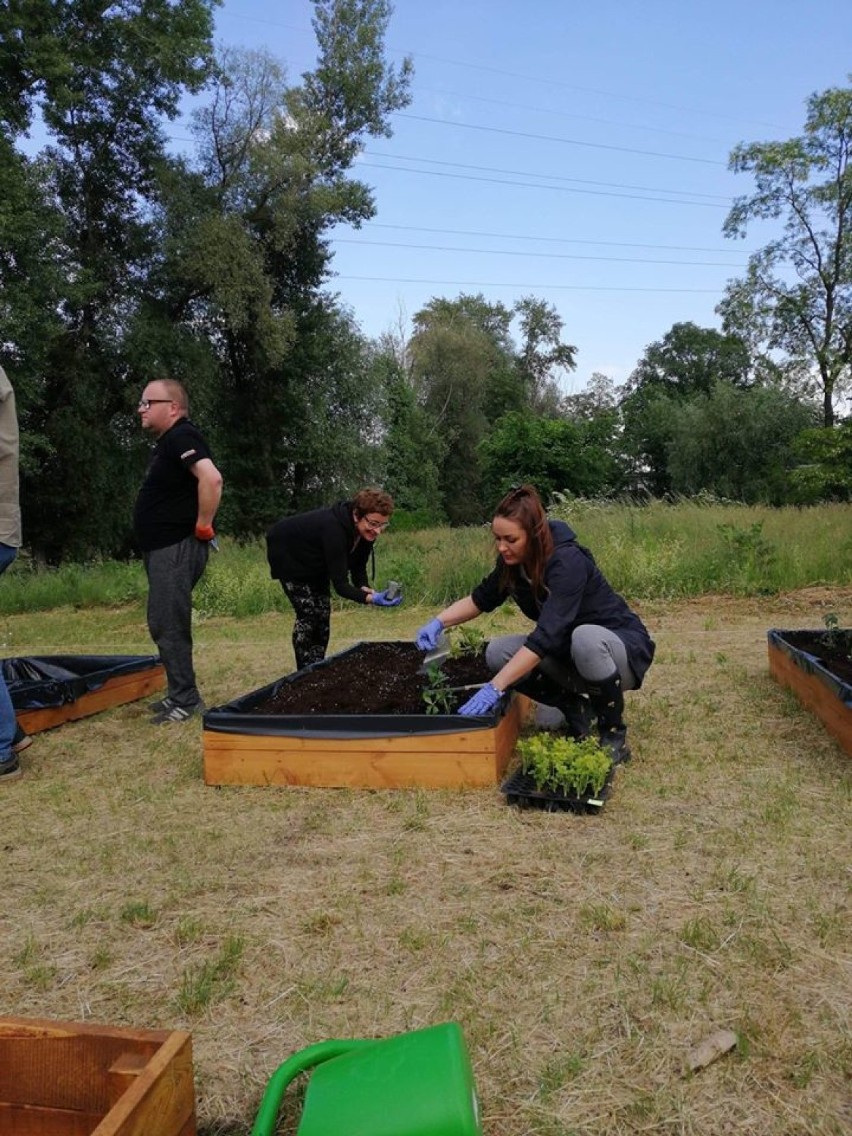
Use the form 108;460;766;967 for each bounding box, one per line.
0;1102;102;1136
16;668;165;735
92;1031;196;1136
203;696;524;789
768;643;852;757
0;1019;195;1136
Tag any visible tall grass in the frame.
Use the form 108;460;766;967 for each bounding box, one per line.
1;499;850;617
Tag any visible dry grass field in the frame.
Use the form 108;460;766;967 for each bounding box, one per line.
1;588;850;1135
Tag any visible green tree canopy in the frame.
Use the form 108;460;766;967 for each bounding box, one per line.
719;81;852;427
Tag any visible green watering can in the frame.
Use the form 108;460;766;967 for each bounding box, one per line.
250;1021;483;1136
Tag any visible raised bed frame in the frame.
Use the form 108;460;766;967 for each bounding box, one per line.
203;645;527;789
0;1016;195;1136
767;628;852;758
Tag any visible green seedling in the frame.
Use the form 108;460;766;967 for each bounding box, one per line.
448;625;487;659
517;733;612;798
421;662;454;715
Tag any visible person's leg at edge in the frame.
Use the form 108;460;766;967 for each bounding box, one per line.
144;536;209;712
281;581;331;671
570;624;636;763
0;544;23;779
486;634;593;739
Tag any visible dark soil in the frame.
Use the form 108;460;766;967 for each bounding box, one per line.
254;641;494;715
782;629;852;686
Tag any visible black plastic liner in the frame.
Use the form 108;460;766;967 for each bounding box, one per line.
204;642;512;740
501;768;614;813
768;629;852;707
3;654;161;711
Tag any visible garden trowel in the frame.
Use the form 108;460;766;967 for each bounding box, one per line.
417;631;450;674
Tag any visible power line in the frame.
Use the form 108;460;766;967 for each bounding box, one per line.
359;160;728;208
365;222;747;256
364;148;733;202
393;113;727;166
333;237;746;268
334;275;724;294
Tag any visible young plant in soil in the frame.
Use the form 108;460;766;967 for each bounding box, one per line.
517;734;613;798
421;662;455;715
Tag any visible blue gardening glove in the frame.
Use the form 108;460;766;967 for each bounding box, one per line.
457;682;503;717
371;590;402;607
415;617;444;651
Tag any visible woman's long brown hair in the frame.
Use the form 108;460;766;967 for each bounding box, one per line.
494;484;553;601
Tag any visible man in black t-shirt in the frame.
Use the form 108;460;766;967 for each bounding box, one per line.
133;379;223;723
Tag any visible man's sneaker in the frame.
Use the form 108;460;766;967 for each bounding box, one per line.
152;701;204;725
0;755;22;783
148;696;176;715
12;723;32;753
599;727;632;765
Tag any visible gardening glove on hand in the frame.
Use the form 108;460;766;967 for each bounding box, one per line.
457;682;502;717
415;617;444;651
371;590;403;607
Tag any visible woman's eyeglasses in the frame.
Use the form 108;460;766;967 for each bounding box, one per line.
362;515;390;532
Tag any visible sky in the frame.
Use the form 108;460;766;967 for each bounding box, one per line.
181;0;852;391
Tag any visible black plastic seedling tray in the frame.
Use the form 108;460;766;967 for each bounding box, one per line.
501;768;614;813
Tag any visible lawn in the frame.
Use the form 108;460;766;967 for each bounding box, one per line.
1;589;850;1135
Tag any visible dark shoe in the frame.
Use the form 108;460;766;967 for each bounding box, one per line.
0;756;22;783
560;694;594;741
12;723;32;753
148;695;176;715
598;727;632;765
152;701;204;725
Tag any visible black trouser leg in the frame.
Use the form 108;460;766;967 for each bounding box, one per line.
586;671;631;762
513;671;593;740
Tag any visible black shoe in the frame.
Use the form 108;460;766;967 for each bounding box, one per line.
152;701;204;725
12;723;32;753
598;727;632;765
148;695;176;715
0;755;22;783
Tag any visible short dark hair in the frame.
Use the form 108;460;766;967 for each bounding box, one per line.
353;487;394;517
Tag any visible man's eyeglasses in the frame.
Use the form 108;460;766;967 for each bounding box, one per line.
362;515;390;532
138;398;173;410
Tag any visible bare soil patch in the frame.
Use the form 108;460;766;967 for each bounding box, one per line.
781;628;852;685
254;641;491;715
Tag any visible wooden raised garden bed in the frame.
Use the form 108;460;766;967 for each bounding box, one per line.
0;1016;195;1136
203;640;526;790
767;628;852;757
5;655;165;736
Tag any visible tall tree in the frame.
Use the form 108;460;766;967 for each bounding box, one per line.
159;2;413;534
719;82;852;427
1;0;217;560
514;296;577;415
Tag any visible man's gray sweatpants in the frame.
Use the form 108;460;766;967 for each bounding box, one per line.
144;536;209;707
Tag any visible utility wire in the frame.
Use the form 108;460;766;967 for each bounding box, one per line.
359;160;728;207
364;148;733;202
333;237;746;268
393;113;727;166
364;222;747;256
335;275;723;294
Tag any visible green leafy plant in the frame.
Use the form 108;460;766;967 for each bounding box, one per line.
517;734;612;798
421;662;454;715
448;625;487;659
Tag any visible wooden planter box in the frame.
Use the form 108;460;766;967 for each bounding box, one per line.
203;693;527;790
7;656;165;736
0;1016;195;1136
768;629;852;757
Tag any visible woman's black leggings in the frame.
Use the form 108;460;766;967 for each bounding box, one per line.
281;580;331;671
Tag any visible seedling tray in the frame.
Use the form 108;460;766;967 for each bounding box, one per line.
501;768;614;813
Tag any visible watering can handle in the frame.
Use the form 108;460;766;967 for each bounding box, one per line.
251;1039;374;1136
